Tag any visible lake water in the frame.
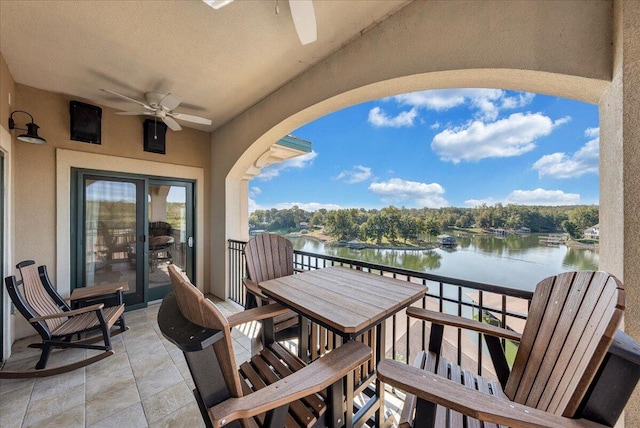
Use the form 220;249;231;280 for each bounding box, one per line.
289;234;599;293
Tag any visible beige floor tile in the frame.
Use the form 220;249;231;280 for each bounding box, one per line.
0;380;33;428
31;366;86;402
136;364;184;399
149;401;205;428
88;402;148;428
23;383;85;427
142;382;194;424
23;403;85;428
85;380;141;426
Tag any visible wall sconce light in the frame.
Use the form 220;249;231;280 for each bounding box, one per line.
8;110;47;144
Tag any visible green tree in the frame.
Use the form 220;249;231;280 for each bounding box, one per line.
562;220;579;239
424;217;441;242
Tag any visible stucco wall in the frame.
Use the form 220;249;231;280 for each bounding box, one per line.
600;2;640;425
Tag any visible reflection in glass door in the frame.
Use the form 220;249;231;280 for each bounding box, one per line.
82;176;145;306
148;181;194;301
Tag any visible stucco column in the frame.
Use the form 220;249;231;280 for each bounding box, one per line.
599;1;640;425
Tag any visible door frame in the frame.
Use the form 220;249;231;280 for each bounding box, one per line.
72;168;197;308
56;149;205;299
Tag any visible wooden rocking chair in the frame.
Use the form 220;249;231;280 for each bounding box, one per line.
377;271;627;427
1;260;127;378
159;264;371;428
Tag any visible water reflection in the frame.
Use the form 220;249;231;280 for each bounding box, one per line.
290;233;598;292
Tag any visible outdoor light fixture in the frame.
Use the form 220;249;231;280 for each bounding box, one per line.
8;110;47;144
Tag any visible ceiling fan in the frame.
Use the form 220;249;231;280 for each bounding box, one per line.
203;0;317;45
100;89;213;131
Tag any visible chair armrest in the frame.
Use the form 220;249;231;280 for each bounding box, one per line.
407;307;522;342
377;360;606;428
69;282;128;301
209;340;372;427
227;303;292;328
243;278;269;301
30;303;105;322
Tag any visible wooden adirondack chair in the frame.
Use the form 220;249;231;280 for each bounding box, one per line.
377;271;626;428
243;233;300;348
160;264;371;428
1;260;127;378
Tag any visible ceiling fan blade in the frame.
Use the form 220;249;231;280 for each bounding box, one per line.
202;0;234;10
159;93;181;111
170;112;213;126
163;116;182;131
289;0;317;45
115;111;154;116
101;89;154;110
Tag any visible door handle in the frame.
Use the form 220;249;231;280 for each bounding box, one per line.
188;236;194;248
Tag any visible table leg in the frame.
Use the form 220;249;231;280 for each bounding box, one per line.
375;321;386;428
298;315;310;362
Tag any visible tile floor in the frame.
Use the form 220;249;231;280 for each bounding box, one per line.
0;297;253;428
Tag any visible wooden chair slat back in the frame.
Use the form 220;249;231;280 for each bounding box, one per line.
504;271;625;416
167;265;244;398
18;262;66;331
245;234;294;284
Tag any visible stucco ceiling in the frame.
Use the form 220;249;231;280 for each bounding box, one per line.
0;0;410;131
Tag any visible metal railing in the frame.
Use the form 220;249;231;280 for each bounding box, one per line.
228;239;533;377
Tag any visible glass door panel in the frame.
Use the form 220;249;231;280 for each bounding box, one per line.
83;176;145;306
148;181;194;301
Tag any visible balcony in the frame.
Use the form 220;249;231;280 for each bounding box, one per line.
1;243;636;427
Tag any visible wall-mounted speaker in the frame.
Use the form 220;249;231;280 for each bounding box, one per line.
143;118;168;154
70;101;102;144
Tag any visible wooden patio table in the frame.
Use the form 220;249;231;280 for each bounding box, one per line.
259;265;427;428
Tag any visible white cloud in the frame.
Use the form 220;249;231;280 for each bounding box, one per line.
504;188;580;205
368;107;418;127
532;137;599;179
391;89;535;121
272;202;343;211
248;198;261;214
368;178;448;208
585;127;599;138
249;186;262;198
430;122;441;130
431;112;568;163
256;150;318;181
464;197;497;207
334;165;373;183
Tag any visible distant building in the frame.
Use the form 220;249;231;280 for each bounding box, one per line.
515;227;531;234
584;224;600;240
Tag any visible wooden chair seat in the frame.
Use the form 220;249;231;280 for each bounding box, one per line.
50;304;124;336
398;351;508;428
239;342;326;427
378;271;628;428
161;264;372;428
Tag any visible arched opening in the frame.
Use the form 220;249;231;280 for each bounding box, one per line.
243;88;600;291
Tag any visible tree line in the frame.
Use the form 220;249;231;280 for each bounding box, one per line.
249;204;599;244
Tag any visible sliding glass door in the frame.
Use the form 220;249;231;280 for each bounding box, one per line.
73;170;195;309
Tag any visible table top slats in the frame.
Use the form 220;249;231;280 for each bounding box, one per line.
259;266;426;336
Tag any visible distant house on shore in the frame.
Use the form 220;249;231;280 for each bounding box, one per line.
515;227;531;234
584;224;600;240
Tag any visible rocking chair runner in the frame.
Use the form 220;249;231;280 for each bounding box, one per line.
377;271;627;428
1;260;127;378
159;264;372;428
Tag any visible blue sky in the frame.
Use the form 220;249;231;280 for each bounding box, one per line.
249;89;599;212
